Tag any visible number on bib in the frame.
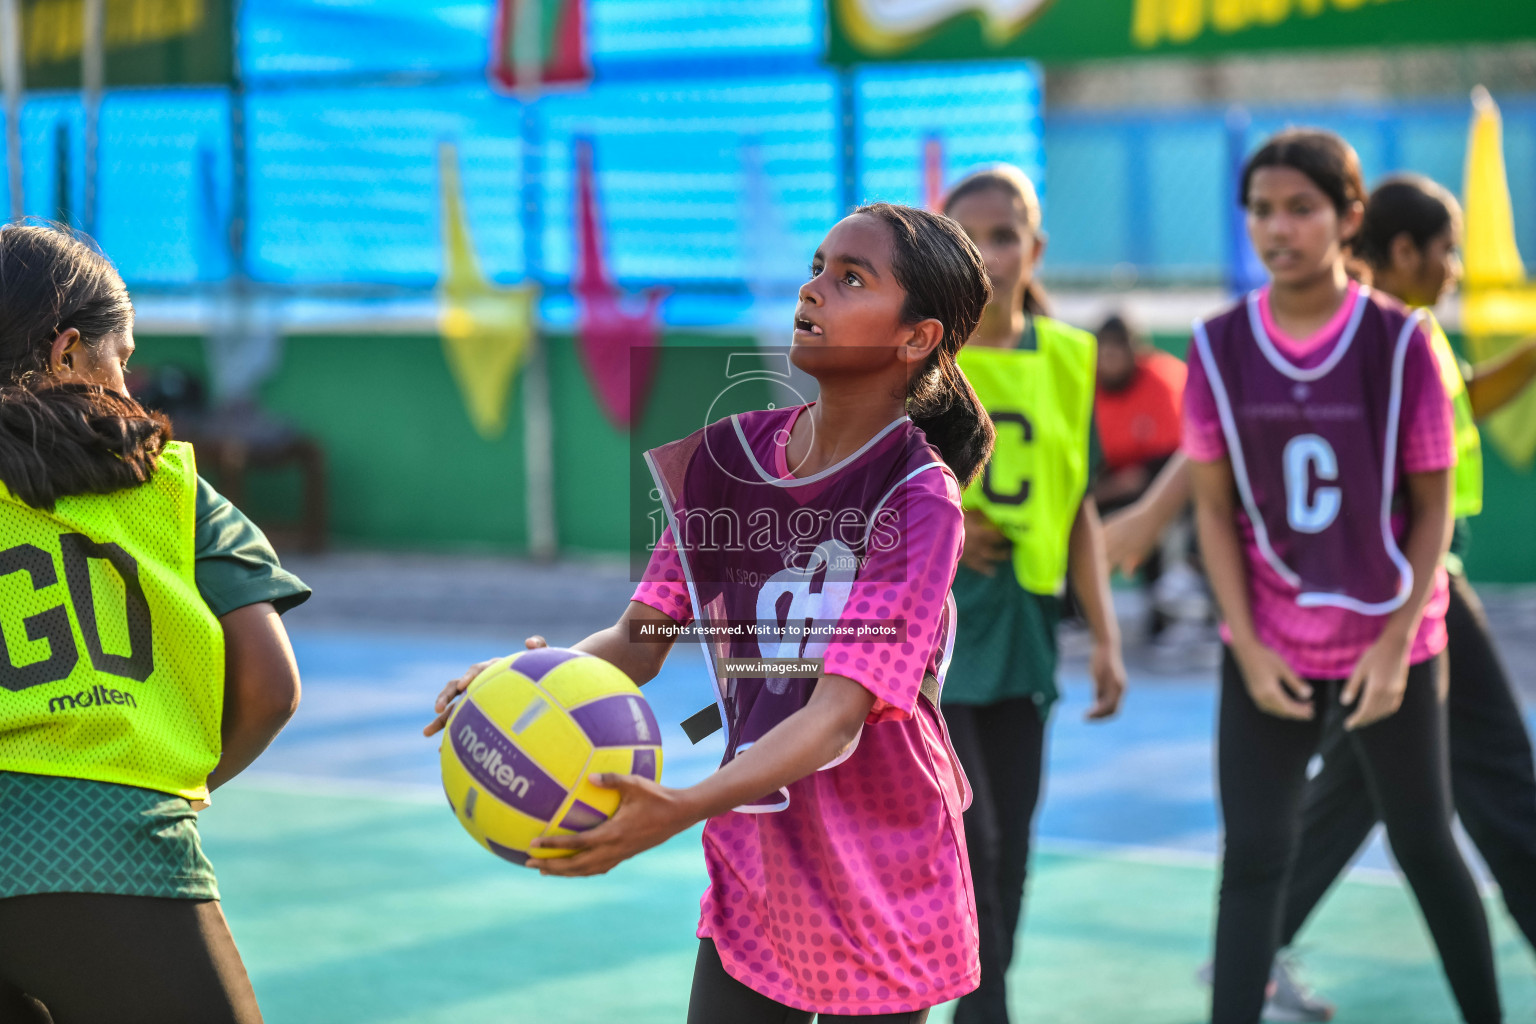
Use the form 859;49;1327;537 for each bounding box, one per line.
0;535;154;692
1283;434;1341;534
0;544;78;692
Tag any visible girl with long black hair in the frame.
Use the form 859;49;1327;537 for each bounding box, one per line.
429;203;995;1023
0;222;310;1023
938;165;1126;1024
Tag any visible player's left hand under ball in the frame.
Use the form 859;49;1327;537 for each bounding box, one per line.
423;636;549;736
528;773;694;877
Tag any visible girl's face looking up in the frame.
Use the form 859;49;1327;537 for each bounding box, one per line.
944;186;1041;313
1246;166;1362;289
793;213;940;381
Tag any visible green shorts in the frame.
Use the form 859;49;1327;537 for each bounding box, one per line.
0;771;219;901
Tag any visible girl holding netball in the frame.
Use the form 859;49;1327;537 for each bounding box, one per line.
938;165;1126;1024
430;203;994;1023
0;222;310;1023
1186;131;1501;1023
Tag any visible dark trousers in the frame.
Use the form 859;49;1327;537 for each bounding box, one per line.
0;893;262;1024
1214;650;1500;1024
942;698;1047;1024
1281;572;1536;952
686;939;931;1024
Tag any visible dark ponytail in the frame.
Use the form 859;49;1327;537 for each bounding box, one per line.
0;221;170;510
1352;173;1460;271
942;164;1051;316
854;202;996;488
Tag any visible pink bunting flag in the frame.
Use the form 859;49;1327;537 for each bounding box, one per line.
573;138;667;429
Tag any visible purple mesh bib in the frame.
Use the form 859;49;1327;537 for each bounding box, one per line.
645;407;954;812
1194;288;1425;613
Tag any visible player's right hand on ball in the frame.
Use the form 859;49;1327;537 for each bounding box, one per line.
422;636;548;737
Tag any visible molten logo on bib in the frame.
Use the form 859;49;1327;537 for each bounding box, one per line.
46;684;139;713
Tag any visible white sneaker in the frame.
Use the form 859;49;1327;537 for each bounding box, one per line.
1265;953;1335;1023
1150;619;1221;673
1152;563;1211;622
1193;955;1336;1023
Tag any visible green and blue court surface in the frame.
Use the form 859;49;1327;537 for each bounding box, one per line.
204;629;1536;1023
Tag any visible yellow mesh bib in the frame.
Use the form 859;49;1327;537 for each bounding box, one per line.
0;441;224;800
1424;312;1484;519
957;317;1097;595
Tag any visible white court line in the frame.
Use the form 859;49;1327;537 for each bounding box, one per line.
1032;835;1406;888
229;771;446;806
224;772;1457;892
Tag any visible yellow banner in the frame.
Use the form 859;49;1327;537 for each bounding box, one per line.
1130;0;1407;49
25;0;205;63
828;0;1530;64
21;0;231;87
1462;87;1536;470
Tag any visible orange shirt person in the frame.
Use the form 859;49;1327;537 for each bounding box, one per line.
1092;314;1187;511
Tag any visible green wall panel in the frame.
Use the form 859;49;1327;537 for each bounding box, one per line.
545;333;774;559
133;330;1536;581
135;332;529;551
261;334;531;550
544;337;636;555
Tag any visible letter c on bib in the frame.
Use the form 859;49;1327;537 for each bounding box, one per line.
1283;434;1341;534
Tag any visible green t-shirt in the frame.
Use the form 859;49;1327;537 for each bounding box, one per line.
0;477;311;901
943;369;1104;716
945;568;1065;712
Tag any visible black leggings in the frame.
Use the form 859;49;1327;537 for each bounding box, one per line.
940;698;1047;1024
686;940;930;1023
1280;573;1536;952
0;893;261;1024
1213;649;1500;1024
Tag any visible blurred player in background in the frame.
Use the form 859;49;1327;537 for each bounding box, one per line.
1253;173;1536;1018
1091;312;1206;644
939;166;1126;1024
1186;130;1501;1024
1093;312;1186;516
430;203;997;1023
1107;169;1536;1021
0;223;310;1024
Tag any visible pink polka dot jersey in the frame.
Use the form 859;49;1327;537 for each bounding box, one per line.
633;406;979;1015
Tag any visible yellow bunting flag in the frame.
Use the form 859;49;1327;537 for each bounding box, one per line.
1462;87;1536;469
438;142;538;439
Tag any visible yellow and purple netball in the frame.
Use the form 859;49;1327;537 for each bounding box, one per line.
439;647;662;865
